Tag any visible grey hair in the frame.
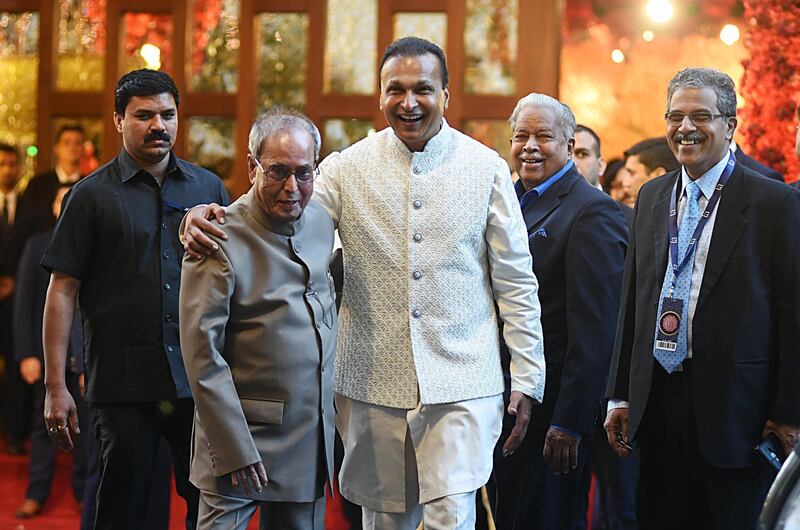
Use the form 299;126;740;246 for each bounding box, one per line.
667;68;737;117
248;106;321;161
508;93;576;140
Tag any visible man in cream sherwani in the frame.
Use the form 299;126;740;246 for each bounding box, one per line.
183;37;545;530
179;108;336;530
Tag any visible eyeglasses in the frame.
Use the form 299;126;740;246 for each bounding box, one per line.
253;158;319;183
664;111;727;125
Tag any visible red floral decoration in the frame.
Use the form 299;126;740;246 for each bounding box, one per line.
740;0;800;182
191;0;223;77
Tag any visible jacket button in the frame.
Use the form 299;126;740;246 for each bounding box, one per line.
412;309;422;318
413;166;422;174
413;200;422;209
413;271;422;280
413;233;422;242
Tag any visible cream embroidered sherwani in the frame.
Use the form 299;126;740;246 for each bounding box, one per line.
314;120;545;512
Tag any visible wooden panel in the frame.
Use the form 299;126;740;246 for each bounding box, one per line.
460;95;517;120
119;0;171;13
317;95;376;120
183;93;237;116
517;0;562;97
0;0;38;11
50;93;105;116
389;0;447;12
442;0;464;126
253;0;309;11
102;0;122;163
35;0;54;171
8;0;565;193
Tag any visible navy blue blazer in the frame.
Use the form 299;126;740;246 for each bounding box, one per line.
607;163;800;467
515;165;628;434
13;230;83;373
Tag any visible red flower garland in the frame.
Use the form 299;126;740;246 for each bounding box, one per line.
740;0;800;182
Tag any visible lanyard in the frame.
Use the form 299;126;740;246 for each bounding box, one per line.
667;155;735;293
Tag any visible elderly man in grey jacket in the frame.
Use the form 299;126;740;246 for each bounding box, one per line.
179;107;336;530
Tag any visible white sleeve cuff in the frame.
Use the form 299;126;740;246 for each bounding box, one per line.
607;399;629;412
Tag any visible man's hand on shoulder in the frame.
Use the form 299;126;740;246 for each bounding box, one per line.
763;420;800;458
230;461;268;495
181;203;227;259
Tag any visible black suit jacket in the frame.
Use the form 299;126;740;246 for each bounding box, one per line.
518;166;628;434
734;146;784;182
606;163;800;467
13;230;83;372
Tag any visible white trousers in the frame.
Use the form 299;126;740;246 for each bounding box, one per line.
362;489;478;530
336;393;503;519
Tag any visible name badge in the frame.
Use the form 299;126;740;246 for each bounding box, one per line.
655;297;684;352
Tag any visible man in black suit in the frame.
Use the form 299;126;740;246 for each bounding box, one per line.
15;124;84;241
14;185;88;519
731;142;783;182
605;67;800;530
0;142;31;455
493;93;628;529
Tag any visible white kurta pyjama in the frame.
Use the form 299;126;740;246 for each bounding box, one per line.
314;120;545;511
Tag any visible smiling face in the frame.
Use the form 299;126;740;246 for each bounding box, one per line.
510;105;574;189
114;93;178;166
666;87;736;179
379;53;449;152
248;126;315;223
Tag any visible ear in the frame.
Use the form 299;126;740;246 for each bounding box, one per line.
113;112;123;134
651;166;668;178
566;137;576;156
598;157;607;175
443;87;450;110
726;116;738;141
247;154;258;185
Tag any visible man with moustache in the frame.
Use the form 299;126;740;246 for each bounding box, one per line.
182;37;545;529
41;69;229;530
605;68;800;529
492;94;627;530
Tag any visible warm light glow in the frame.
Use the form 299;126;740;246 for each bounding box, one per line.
611;49;625;63
642;30;655;42
720;24;740;46
646;0;674;23
139;43;162;70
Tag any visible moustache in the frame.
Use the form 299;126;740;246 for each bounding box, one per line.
144;131;171;143
674;132;704;143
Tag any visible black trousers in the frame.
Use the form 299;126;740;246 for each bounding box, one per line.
491;403;592;530
90;399;199;530
1;298;32;447
637;362;774;530
26;371;88;503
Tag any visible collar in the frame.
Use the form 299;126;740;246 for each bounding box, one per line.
389;118;451;159
515;160;574;202
55;166;80;184
244;186;306;237
117;148;181;183
680;151;731;201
